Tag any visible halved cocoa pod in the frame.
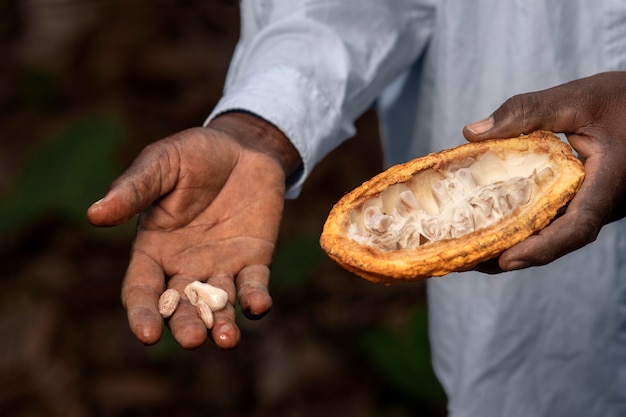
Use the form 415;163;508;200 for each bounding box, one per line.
320;131;584;284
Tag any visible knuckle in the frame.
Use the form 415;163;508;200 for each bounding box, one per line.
502;94;529;120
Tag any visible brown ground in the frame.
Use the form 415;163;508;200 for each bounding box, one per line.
0;1;447;416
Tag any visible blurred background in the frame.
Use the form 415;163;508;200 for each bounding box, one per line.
0;1;447;416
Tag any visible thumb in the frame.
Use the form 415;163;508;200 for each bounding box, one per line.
86;185;148;227
86;149;173;227
463;86;578;142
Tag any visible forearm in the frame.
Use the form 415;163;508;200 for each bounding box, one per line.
208;0;434;196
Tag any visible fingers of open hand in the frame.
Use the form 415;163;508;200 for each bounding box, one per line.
120;247;242;351
160;273;240;350
165;266;273;351
164;275;212;350
236;264;272;320
205;273;240;350
121;251;166;345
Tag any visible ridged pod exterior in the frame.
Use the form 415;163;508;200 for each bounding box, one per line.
320;131;585;285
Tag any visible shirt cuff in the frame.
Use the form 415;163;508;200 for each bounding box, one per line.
205;65;344;199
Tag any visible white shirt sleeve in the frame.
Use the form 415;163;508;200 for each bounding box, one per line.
206;0;435;197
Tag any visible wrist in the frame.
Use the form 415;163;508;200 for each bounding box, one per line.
208;112;302;179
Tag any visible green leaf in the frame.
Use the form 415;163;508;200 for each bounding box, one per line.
359;306;447;406
270;235;324;289
0;114;127;236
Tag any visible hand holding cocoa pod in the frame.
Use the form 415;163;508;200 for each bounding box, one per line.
465;71;626;271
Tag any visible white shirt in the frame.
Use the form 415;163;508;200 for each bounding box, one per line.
208;1;626;416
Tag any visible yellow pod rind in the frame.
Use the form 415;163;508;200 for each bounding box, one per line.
319;131;585;285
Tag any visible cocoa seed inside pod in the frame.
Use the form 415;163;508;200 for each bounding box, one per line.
319;131;585;284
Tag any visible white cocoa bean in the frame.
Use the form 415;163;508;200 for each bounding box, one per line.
196;300;214;329
184;281;228;312
158;288;181;318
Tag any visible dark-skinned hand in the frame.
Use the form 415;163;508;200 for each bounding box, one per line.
464;71;626;272
87;112;301;350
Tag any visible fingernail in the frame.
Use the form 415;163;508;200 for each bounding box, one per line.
505;260;530;271
216;323;233;341
91;197;106;206
466;116;494;135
